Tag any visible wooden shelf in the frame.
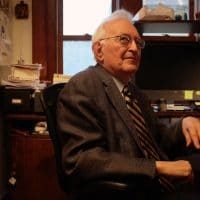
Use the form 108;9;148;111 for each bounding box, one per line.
134;20;200;34
155;111;200;118
5;113;46;121
11;128;49;138
141;35;198;42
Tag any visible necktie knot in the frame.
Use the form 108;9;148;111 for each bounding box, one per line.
122;85;132;104
122;85;131;99
122;85;131;97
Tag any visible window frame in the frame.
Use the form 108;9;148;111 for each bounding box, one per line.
61;0;116;75
60;0;143;75
32;0;196;81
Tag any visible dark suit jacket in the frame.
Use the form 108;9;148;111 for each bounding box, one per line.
57;64;200;196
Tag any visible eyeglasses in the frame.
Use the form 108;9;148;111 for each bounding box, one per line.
99;34;145;49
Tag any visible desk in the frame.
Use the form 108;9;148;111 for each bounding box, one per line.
156;111;200;118
155;111;200;125
5;113;68;200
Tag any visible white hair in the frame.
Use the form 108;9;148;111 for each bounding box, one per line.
92;9;133;43
106;9;133;22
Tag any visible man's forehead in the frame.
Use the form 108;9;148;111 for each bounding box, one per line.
105;19;140;36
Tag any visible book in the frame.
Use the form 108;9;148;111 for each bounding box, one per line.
10;64;42;81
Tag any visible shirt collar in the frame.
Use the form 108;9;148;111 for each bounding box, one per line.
112;76;124;94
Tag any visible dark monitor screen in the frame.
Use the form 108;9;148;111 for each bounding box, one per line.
135;42;200;90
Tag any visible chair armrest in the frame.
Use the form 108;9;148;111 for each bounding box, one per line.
73;179;136;193
71;180;137;199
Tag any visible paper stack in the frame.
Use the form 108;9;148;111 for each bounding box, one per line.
133;3;174;21
10;64;42;81
53;73;71;84
1;63;46;89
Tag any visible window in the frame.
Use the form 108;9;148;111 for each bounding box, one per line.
63;0;113;75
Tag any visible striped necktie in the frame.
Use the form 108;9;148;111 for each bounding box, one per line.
122;85;175;192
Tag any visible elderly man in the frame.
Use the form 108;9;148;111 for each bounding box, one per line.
57;9;200;200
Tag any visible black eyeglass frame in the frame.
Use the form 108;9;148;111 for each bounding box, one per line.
99;34;145;49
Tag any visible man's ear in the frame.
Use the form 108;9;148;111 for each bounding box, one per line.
92;42;104;63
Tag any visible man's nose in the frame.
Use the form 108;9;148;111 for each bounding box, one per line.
129;39;139;51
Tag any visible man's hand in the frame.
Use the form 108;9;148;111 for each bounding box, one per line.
156;160;194;183
182;116;200;149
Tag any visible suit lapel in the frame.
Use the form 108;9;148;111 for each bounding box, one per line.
93;65;142;147
94;67;169;160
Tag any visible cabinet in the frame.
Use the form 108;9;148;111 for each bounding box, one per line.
5;114;68;200
134;20;200;116
134;20;200;90
0;86;7;199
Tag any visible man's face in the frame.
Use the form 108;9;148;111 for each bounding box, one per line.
97;19;143;82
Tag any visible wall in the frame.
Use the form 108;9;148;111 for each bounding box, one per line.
11;0;32;64
0;0;32;81
0;1;32;198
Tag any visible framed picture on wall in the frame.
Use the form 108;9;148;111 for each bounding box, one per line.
15;1;28;19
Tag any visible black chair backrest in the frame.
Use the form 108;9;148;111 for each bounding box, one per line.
41;83;135;199
40;82;69;192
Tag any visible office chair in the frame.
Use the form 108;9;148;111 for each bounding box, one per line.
40;82;136;200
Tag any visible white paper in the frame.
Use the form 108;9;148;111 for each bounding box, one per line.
133;3;175;21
